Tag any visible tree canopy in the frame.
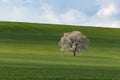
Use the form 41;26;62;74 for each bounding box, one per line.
59;31;89;56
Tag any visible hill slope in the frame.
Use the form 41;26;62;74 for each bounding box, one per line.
0;22;120;80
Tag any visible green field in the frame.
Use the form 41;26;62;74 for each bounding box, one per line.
0;22;120;80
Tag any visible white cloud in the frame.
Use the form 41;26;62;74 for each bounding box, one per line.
40;4;88;25
40;4;60;23
12;7;26;20
88;1;120;28
0;0;120;28
60;9;88;24
107;21;120;28
2;0;10;3
97;3;118;17
93;21;120;28
0;6;27;21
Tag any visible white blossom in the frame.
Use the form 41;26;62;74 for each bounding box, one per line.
59;31;89;56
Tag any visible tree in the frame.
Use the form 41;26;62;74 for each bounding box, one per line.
59;31;89;56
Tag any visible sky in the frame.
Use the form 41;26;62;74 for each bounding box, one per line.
0;0;120;28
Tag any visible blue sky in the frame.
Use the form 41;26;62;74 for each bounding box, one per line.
0;0;120;28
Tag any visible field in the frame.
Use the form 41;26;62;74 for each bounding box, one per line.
0;22;120;80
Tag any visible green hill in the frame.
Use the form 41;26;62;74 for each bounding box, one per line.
0;22;120;80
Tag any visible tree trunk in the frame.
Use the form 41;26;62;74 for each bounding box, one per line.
73;51;76;56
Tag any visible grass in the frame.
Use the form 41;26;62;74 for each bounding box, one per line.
0;21;120;80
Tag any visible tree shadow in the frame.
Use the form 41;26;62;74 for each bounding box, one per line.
76;56;112;59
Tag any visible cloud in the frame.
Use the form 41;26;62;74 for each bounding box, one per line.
0;0;43;22
11;7;26;20
60;9;88;24
0;6;27;21
93;21;120;28
40;4;60;24
88;0;120;28
39;4;88;25
97;3;118;17
2;0;9;3
0;0;120;28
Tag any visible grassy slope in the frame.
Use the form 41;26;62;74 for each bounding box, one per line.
0;22;120;80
